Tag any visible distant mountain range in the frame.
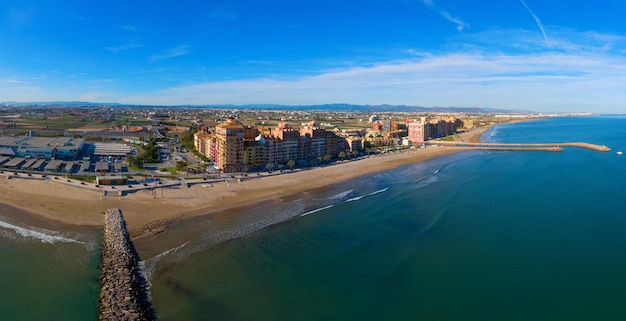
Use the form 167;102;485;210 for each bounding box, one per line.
2;101;532;114
201;103;531;114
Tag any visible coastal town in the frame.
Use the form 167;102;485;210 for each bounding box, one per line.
0;104;531;235
0;104;555;182
0;105;601;236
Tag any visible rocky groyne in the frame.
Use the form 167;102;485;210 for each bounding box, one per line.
429;141;611;152
99;208;154;321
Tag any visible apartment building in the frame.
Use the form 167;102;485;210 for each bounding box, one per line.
406;117;426;145
195;118;351;171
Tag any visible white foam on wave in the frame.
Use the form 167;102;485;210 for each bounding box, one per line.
369;188;389;196
346;196;364;202
152;242;189;262
346;186;391;202
327;189;354;200
145;202;311;277
301;205;334;217
0;220;84;244
141;242;189;281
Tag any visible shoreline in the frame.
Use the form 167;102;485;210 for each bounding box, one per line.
0;125;492;241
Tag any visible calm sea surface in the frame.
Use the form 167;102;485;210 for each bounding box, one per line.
2;116;626;320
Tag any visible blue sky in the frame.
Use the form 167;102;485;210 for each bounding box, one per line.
2;0;626;113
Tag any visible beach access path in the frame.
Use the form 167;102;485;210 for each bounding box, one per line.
0;126;487;237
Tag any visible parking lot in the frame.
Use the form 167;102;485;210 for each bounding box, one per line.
0;156;128;175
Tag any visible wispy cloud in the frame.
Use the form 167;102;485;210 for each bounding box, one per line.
116;35;626;113
150;44;192;61
104;42;144;52
520;0;549;47
6;26;626;113
122;25;137;31
0;78;28;84
420;0;469;31
132;68;171;74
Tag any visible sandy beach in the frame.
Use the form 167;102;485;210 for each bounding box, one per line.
0;126;489;237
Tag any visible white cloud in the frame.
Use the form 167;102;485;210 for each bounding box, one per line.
122;25;137;31
420;0;469;31
0;78;28;84
115;48;626;113
6;45;626;113
520;0;549;47
104;42;144;52
5;27;626;113
150;44;192;61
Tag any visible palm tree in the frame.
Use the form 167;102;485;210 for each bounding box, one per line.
287;159;295;170
323;154;331;164
338;151;346;162
266;162;274;173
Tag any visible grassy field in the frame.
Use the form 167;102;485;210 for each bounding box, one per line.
17;116;109;130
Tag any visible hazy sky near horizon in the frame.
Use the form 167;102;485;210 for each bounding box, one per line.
2;0;626;113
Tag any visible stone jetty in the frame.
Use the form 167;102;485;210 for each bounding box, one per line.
428;141;611;152
99;208;154;321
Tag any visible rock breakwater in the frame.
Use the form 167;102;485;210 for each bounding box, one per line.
99;208;154;321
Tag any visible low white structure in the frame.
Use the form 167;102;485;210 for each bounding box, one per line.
0;136;85;160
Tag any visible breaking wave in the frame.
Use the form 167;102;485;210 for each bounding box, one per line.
0;219;84;244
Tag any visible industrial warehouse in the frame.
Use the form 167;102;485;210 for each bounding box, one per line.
0;135;134;174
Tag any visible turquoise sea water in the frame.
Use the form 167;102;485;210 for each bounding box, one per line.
2;116;626;320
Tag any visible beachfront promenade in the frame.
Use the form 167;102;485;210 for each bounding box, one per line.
99;208;154;321
427;141;611;152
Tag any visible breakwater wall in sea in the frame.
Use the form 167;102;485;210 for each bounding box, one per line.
99;208;154;321
428;141;611;152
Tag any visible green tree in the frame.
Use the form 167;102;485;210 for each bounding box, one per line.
139;139;160;163
287;159;295;170
266;162;274;172
180;127;199;151
176;160;187;172
126;155;144;168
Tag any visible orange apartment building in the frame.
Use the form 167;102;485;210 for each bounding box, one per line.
195;118;353;171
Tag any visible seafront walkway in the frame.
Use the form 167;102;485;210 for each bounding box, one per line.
427;141;611;152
